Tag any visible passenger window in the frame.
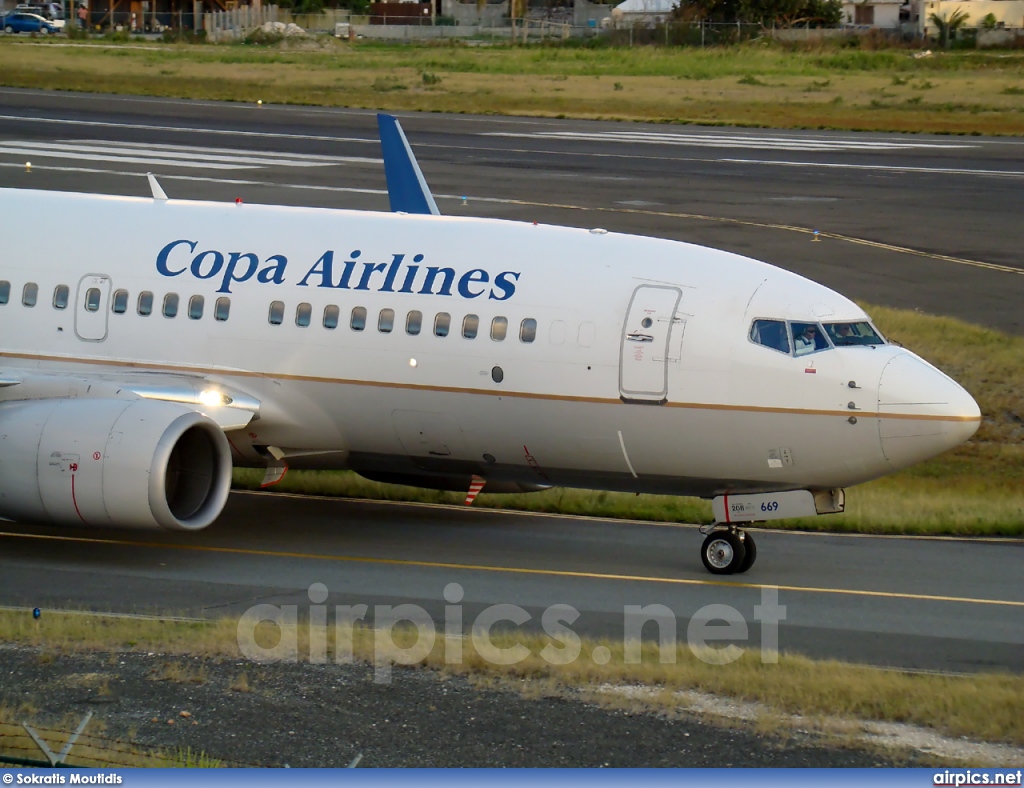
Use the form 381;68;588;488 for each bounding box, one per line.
323;305;339;329
111;289;128;314
138;291;154;316
406;310;422;336
215;297;231;322
296;302;312;327
749;319;790;355
268;301;284;325
351;307;367;331
792;322;829;355
463;314;479;339
84;288;101;312
434;312;451;337
53;285;70;310
491;316;507;341
162;293;179;318
379;308;395;333
578;322;595;347
520;318;537;343
549;320;566;345
0;280;9;305
23;283;38;307
188;295;204;320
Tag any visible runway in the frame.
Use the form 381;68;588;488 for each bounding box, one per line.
1;492;1022;674
0;89;1021;676
0;87;1022;333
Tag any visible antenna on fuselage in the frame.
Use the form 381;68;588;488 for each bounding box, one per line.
147;173;168;201
377;114;440;216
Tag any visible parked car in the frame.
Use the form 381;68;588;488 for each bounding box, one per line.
13;3;65;28
2;11;60;32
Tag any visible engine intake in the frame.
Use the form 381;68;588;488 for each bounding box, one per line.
0;398;232;531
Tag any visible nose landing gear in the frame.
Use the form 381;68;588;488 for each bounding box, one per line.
700;526;757;575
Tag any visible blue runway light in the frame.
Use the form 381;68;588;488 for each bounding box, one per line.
32;608;41;619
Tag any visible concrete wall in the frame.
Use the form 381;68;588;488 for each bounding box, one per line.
352;21;480;36
573;0;614;27
920;0;1024;34
771;26;866;39
443;0;507;25
977;27;1024;47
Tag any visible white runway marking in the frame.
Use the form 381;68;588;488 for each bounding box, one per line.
482;130;978;152
0;112;379;145
0;139;380;170
721;157;1024;179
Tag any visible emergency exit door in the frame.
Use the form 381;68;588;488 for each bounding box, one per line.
75;275;111;342
618;285;682;403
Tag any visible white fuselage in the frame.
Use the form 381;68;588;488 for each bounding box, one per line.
0;188;980;499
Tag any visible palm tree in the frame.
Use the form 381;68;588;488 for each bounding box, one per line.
929;7;969;48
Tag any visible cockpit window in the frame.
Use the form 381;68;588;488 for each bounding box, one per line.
749;319;790;354
792;322;829;355
823;321;885;347
751;318;883;357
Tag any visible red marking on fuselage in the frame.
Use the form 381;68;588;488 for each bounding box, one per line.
71;474;88;526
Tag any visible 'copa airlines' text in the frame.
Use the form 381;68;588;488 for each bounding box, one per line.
156;241;521;300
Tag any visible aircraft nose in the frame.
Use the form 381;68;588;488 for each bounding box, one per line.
876;353;981;470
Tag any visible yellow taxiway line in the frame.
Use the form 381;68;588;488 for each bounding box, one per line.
2;529;1022;609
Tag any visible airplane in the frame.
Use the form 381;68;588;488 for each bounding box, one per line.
0;114;980;575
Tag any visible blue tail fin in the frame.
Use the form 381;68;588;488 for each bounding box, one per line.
377;114;440;216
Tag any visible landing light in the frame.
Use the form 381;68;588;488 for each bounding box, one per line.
409;358;418;368
199;389;231;407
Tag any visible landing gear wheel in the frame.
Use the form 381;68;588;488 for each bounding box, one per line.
736;532;757;574
701;530;746;575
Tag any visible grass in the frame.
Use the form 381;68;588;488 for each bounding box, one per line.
0;39;1022;134
231;303;1024;536
0;703;222;767
2;609;1022;752
149;660;208;684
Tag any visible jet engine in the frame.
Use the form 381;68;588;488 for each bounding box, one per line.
0;398;232;531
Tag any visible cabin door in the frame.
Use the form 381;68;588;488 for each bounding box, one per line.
75;275;111;342
619;285;682;403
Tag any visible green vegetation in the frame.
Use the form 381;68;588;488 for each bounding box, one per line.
0;705;222;767
2;609;1023;750
0;40;1022;134
684;0;842;28
232;304;1024;536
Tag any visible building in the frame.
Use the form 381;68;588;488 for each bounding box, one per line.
841;0;900;28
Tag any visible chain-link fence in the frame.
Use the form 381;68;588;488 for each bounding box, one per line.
602;20;765;45
53;4;888;45
0;713;244;768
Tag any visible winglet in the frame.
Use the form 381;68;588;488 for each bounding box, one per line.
377;114;440;216
147;173;168;201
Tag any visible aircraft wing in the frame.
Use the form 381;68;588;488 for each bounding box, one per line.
0;367;260;431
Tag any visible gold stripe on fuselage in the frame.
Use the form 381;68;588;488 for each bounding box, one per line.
0;351;982;424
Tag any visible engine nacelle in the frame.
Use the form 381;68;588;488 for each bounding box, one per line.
0;398;232;531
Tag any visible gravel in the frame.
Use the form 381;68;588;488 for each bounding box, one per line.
1;647;913;767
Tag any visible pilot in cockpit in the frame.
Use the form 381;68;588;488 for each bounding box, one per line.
793;323;823;355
